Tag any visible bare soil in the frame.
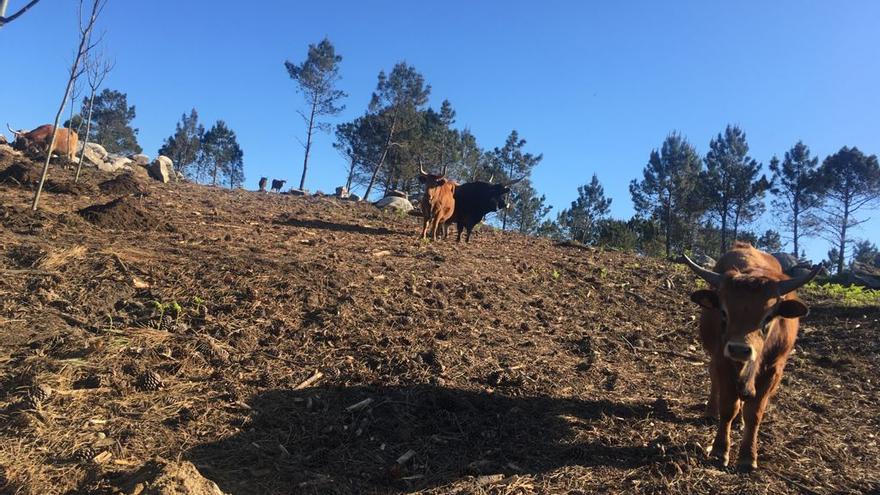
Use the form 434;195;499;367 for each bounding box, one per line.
0;152;878;494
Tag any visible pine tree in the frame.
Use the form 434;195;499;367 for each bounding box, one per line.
559;174;612;244
509;179;551;235
769;141;821;256
814;146;880;274
159;109;204;179
492;130;543;230
285;38;347;191
362;62;431;200
83;88;142;154
629;132;703;258
200;120;244;188
702;125;765;255
756;229;782;253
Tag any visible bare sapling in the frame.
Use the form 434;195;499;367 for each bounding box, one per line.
74;49;114;183
31;0;107;210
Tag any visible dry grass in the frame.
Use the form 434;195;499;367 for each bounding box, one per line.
0;156;878;494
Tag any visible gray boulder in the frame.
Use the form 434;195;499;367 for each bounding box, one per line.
348;193;361;201
0;133;7;145
78;142;109;167
374;196;413;212
131;153;151;166
691;252;716;269
386;189;408;199
773;252;799;272
289;189;308;196
149;156;173;183
852;262;880;289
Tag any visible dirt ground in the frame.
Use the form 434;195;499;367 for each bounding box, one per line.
0;153;878;495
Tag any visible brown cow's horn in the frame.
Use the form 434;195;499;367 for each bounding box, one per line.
777;265;821;295
6;123;21;136
682;254;721;287
503;176;526;187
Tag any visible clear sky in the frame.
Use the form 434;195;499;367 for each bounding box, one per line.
3;0;878;262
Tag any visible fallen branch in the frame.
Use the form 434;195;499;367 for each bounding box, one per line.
293;370;323;390
633;346;703;361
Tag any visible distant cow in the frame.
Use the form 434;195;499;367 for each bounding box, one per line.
7;123;78;162
258;177;268;192
418;164;456;240
684;242;819;471
449;176;524;242
270;179;286;193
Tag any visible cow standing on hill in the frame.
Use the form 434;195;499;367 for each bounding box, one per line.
7;123;78;162
418;164;456;240
270;179;286;193
449;177;524;243
684;242;819;471
258;177;268;192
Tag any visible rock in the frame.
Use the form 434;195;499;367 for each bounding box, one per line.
773;253;799;272
131;153;151;166
129;164;151;181
690;252;715;269
374;196;413;212
0;143;21;156
0;133;7;145
149;156;173;183
386;189;408;199
335;186;349;198
852;262;880;289
113;458;226;495
77;142;109;165
289;189;308;196
348;193;361;201
110;155;134;169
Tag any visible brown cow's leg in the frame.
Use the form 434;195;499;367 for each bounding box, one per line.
705;370;719;418
709;362;740;466
737;367;783;471
421;217;430;240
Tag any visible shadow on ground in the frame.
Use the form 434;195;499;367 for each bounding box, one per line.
187;384;696;494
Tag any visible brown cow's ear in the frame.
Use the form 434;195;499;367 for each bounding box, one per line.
690;290;719;309
777;299;809;318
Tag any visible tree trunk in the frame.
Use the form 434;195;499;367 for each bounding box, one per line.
74;87;97;183
345;155;355;192
363;118;396;201
664;191;672;258
792;197;799;256
211;163;218;186
837;199;849;275
299;95;318;191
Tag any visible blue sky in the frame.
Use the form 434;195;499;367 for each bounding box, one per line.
3;0;878;262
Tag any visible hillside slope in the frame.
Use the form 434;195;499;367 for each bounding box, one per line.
0;153;878;494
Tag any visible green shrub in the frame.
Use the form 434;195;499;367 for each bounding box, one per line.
801;282;880;307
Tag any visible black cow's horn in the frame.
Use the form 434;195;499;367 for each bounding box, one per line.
778;265;821;295
682;254;721;288
488;174;494;184
503;176;526;187
6;123;21;136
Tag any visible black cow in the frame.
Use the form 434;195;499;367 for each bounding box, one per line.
270;179;286;193
450;177;524;242
258;177;268;192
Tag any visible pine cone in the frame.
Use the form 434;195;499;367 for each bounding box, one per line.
73;447;98;463
159;314;176;331
198;338;229;364
73;374;102;390
137;371;163;391
29;384;52;403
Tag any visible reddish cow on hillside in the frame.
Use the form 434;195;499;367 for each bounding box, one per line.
7;124;78;162
684;242;819;471
418;164;456;241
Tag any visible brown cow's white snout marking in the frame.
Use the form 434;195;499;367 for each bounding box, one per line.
724;342;754;362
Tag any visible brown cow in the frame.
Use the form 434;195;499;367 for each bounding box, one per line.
684;242;819;471
418;164;456;241
7;124;79;162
